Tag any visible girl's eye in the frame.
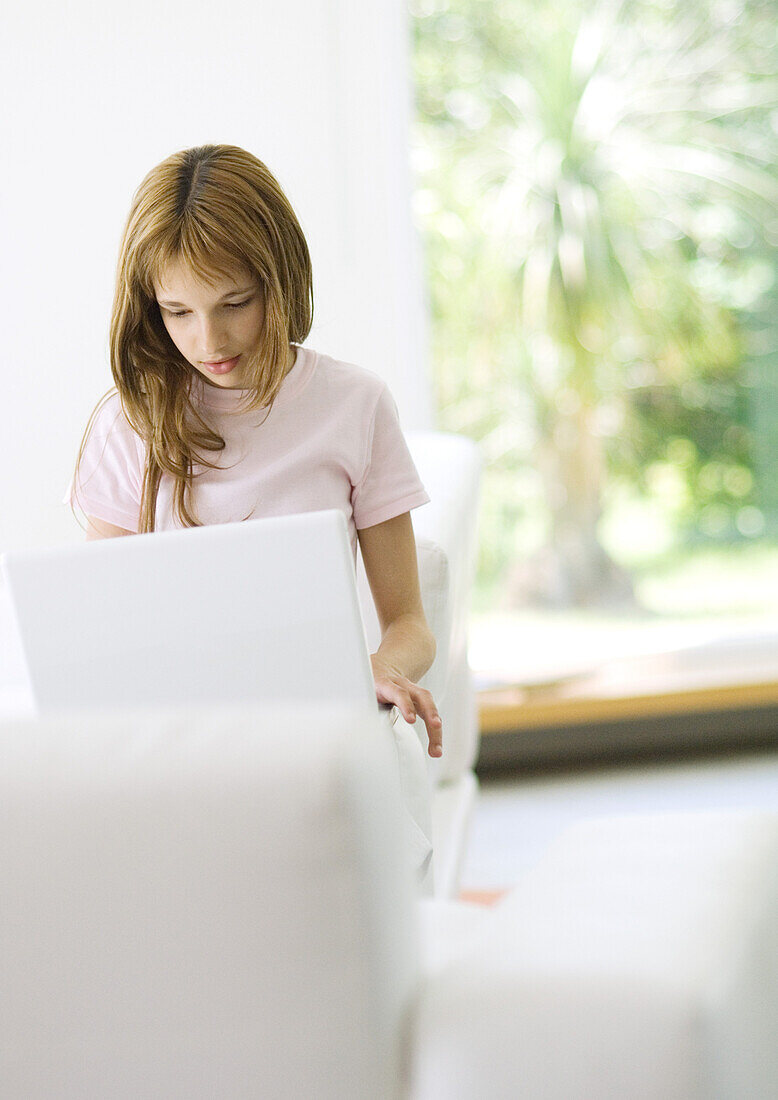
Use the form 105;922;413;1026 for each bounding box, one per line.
167;300;250;318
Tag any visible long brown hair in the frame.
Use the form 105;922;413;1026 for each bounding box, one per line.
73;144;313;531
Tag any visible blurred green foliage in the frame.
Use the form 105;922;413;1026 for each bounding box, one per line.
410;0;778;605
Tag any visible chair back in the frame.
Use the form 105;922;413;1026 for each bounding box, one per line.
0;705;416;1099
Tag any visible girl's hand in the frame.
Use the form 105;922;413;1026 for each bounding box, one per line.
371;655;443;758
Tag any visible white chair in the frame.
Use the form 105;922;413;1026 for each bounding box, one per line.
0;704;416;1099
2;704;778;1099
357;430;482;898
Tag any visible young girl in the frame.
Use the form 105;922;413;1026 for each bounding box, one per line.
69;143;442;758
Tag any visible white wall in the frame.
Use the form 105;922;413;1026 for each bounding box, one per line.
0;0;431;554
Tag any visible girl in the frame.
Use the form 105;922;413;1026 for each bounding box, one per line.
69;143;442;758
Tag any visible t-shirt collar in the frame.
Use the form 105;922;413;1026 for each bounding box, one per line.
189;345;315;410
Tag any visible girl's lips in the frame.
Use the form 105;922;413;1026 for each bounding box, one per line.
203;355;241;374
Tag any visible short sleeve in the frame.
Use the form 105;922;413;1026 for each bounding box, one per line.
352;384;430;529
64;393;144;532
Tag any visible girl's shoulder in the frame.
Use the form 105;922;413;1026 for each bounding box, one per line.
304;348;389;404
83;388;143;452
88;387;126;424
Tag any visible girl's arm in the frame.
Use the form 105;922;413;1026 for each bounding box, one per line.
86;516;134;540
357;512;443;758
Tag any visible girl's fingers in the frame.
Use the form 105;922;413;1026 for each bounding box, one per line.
418;699;443;757
373;674;443;758
425;711;443;757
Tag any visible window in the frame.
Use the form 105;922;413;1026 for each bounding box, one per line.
410;0;778;713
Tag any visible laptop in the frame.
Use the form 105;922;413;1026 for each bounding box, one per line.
1;510;378;716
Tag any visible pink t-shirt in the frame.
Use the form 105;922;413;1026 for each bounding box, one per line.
67;345;430;558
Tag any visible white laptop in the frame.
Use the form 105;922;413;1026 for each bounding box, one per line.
1;510;378;716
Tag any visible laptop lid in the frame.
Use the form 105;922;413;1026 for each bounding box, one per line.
1;510;377;715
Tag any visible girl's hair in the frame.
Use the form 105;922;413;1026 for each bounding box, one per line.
73;144;313;532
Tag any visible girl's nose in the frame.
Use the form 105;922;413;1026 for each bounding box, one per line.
199;315;228;357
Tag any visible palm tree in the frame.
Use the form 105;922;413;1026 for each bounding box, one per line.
413;0;778;606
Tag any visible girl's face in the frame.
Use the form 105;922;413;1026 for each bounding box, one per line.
154;259;266;389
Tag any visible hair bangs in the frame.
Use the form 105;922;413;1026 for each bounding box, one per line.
140;221;255;301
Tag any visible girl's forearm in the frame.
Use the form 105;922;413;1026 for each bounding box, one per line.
370;613;442;757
